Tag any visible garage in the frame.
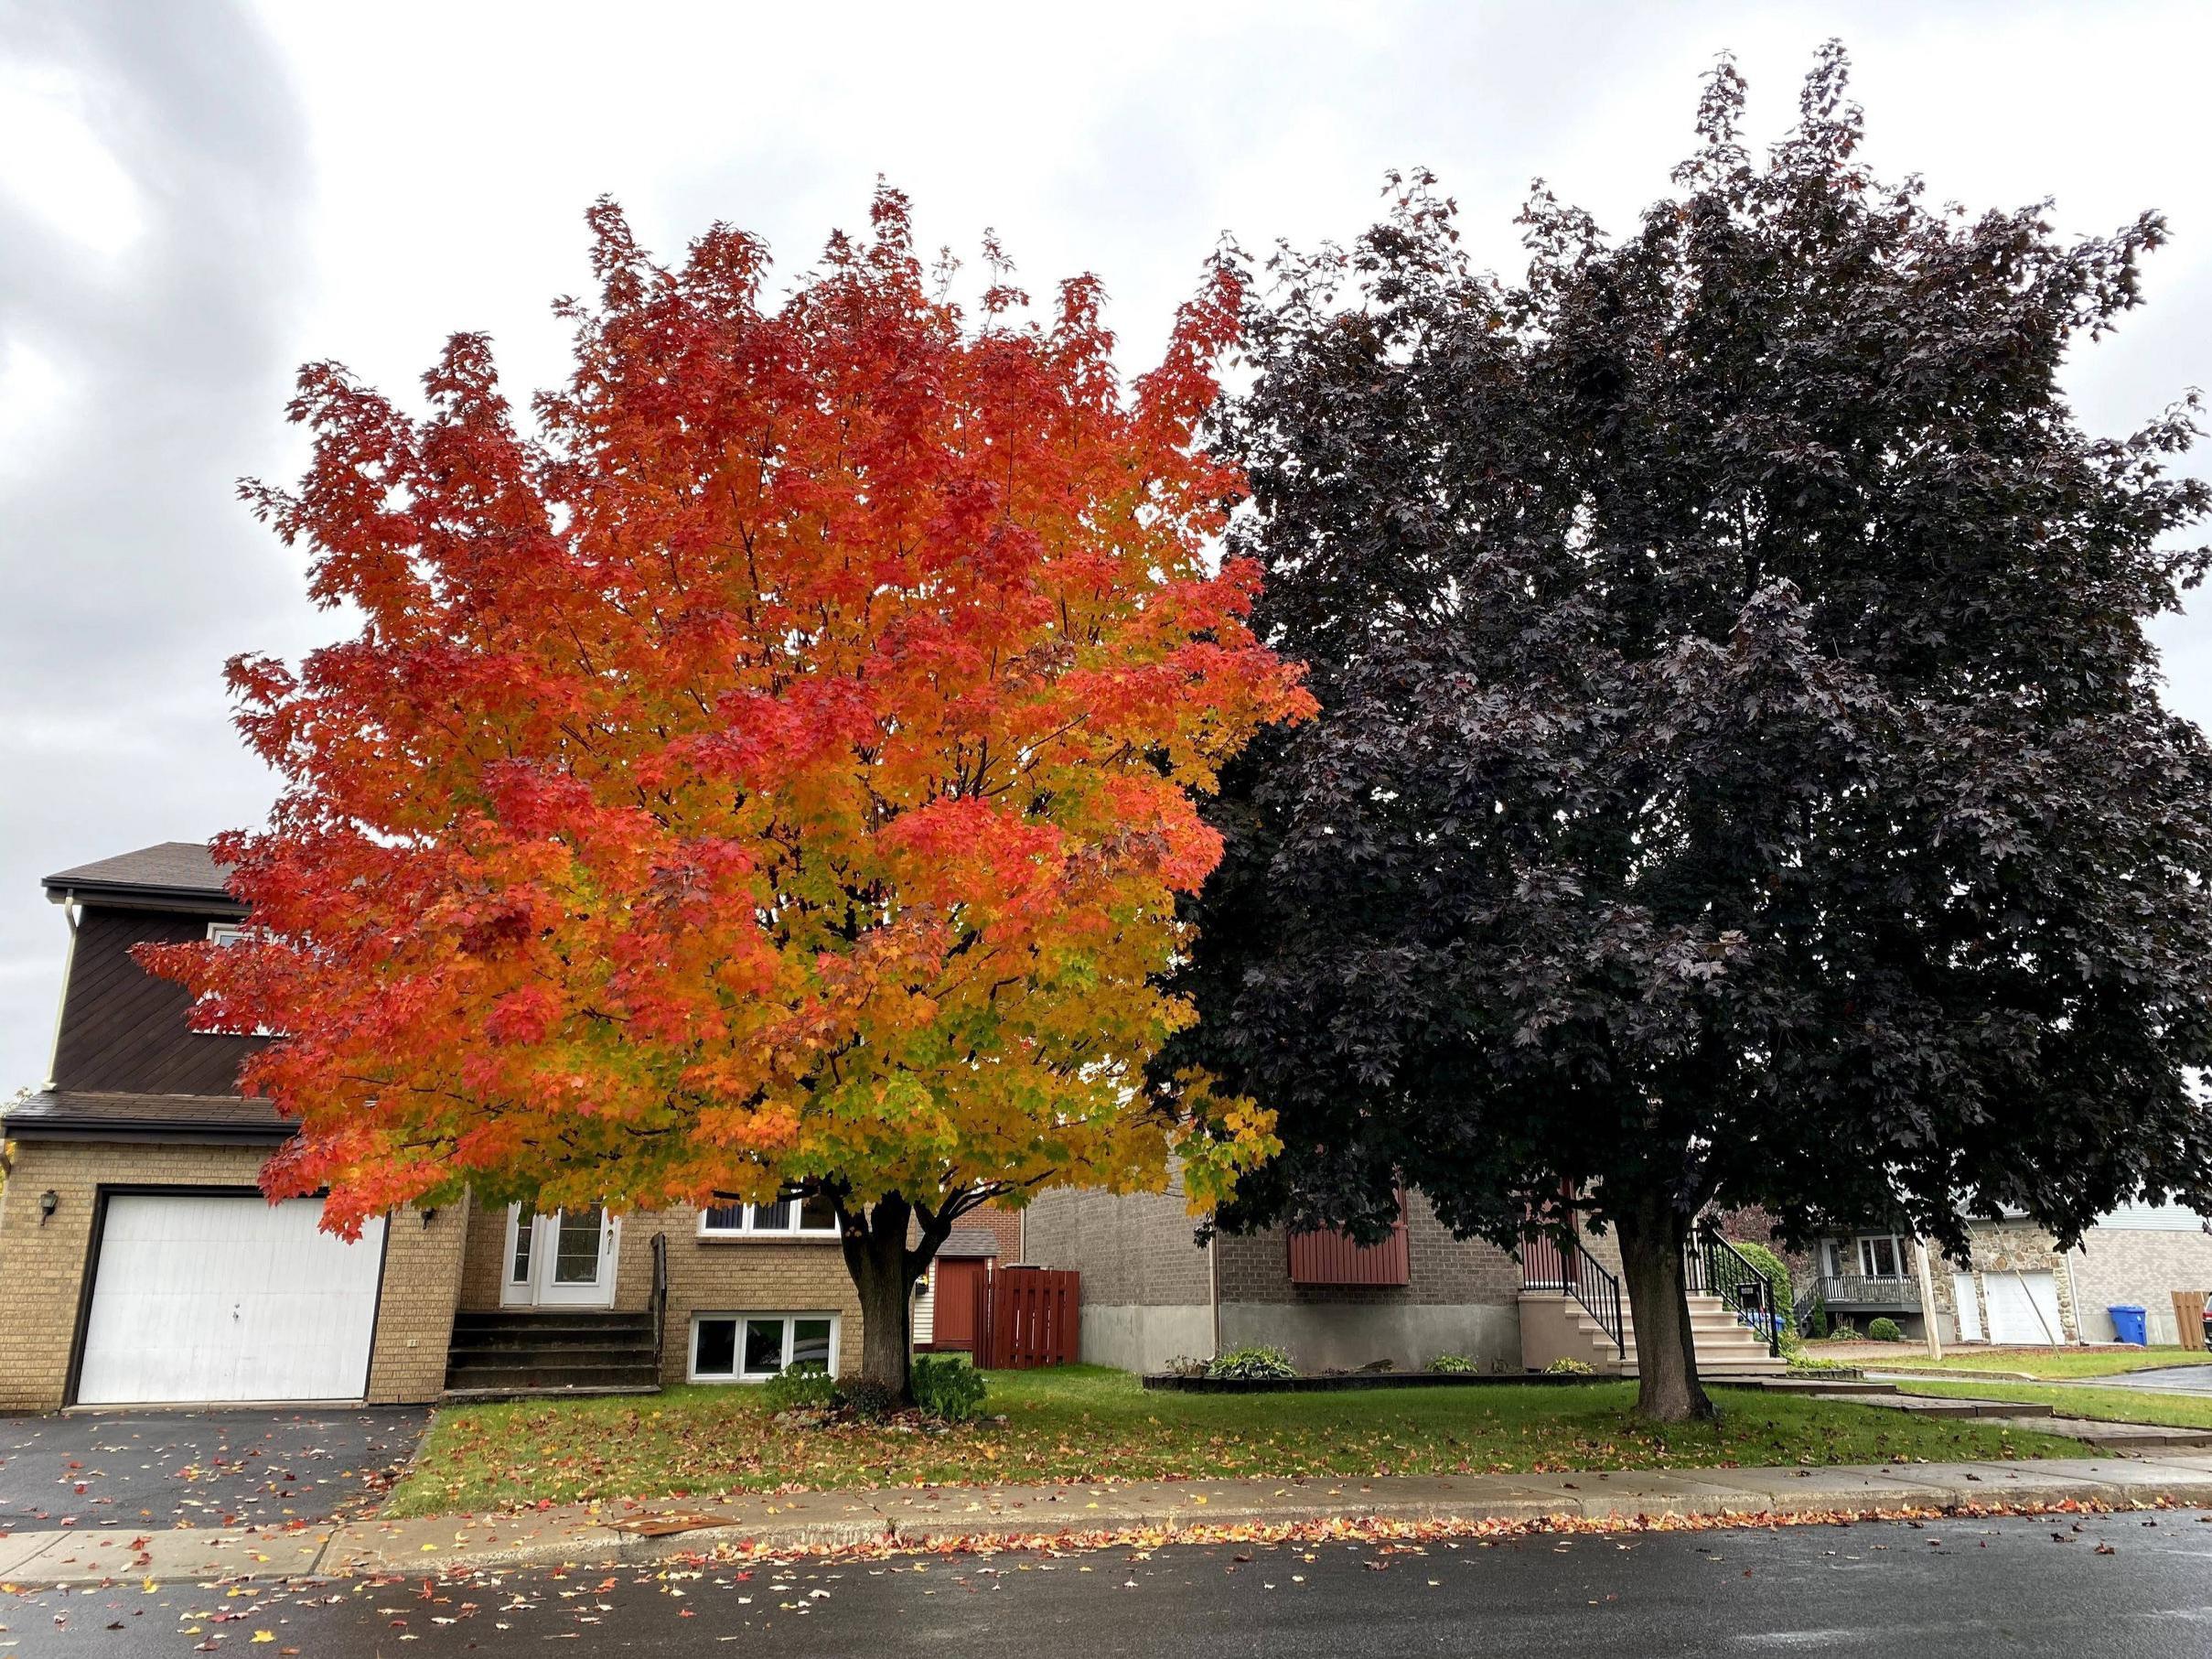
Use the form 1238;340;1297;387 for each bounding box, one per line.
75;1194;387;1405
1981;1268;2065;1345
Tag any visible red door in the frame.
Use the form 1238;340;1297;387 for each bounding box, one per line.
930;1258;987;1352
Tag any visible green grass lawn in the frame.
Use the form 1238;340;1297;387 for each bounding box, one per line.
1869;1347;2212;1381
1895;1379;2212;1432
384;1364;2089;1517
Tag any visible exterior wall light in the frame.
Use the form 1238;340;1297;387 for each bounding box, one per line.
38;1190;59;1224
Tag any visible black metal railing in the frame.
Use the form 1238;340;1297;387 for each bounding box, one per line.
1519;1226;1627;1362
1685;1223;1782;1356
649;1231;669;1358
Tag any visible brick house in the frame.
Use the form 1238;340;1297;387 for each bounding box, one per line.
1023;1178;1526;1375
0;842;996;1412
1023;1174;1788;1378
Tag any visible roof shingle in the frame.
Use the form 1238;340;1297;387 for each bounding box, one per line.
44;842;235;900
0;1089;288;1140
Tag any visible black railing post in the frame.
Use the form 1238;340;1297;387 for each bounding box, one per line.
1519;1224;1627;1363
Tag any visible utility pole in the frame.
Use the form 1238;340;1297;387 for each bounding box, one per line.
1913;1236;1944;1361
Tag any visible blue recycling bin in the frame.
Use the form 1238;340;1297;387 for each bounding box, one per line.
2110;1304;2148;1346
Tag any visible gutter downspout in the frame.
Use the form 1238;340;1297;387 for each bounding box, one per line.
43;893;80;1090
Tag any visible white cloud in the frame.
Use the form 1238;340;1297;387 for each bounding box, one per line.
0;60;145;258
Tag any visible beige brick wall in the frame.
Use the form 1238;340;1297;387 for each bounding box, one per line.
1023;1180;1212;1307
2068;1226;2212;1344
365;1194;470;1403
0;1137;467;1412
457;1197;864;1383
645;1213;861;1383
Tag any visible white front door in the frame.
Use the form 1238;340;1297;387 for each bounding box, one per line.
77;1194;386;1405
501;1206;619;1307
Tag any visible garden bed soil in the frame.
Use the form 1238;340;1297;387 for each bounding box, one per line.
1143;1370;1614;1394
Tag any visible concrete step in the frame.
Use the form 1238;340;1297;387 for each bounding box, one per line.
443;1362;661;1391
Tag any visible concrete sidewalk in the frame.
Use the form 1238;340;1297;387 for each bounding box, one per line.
8;1453;2212;1589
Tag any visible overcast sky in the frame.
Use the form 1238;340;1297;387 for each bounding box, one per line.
3;0;2208;1095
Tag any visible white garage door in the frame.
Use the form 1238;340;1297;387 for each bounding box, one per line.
77;1195;387;1405
1982;1270;2064;1345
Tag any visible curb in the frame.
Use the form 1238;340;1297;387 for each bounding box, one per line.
8;1456;2212;1590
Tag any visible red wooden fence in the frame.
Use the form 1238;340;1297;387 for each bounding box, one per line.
970;1266;1080;1368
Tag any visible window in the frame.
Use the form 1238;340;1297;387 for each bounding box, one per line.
197;922;282;1036
698;1193;839;1238
690;1313;838;1382
1857;1234;1904;1278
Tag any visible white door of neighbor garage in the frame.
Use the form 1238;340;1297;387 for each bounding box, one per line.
76;1195;387;1405
1982;1270;2064;1345
1951;1273;1983;1342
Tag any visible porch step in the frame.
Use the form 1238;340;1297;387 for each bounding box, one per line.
1519;1288;1794;1379
444;1309;661;1398
441;1363;661;1393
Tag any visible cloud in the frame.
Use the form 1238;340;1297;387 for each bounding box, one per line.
0;0;311;1089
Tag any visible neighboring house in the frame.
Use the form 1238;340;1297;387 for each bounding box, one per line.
1024;1178;1523;1375
1023;1177;1785;1378
1808;1222;1931;1339
0;843;868;1412
1801;1206;2212;1346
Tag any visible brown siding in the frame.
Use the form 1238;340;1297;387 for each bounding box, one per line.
49;905;263;1094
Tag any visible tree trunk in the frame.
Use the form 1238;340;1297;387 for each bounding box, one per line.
840;1195;922;1403
1615;1188;1714;1424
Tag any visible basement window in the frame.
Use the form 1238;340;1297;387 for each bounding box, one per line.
690;1313;838;1382
698;1194;839;1238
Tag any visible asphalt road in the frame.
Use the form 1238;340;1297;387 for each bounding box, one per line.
0;1408;426;1531
2082;1366;2212;1395
10;1509;2212;1657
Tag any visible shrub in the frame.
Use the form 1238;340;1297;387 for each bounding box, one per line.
1207;1344;1297;1381
763;1362;837;1414
1808;1308;1831;1340
838;1375;900;1420
1542;1356;1595;1375
1867;1316;1904;1342
1787;1351;1855;1373
910;1353;988;1423
1160;1354;1209;1380
1727;1238;1798;1341
1425;1352;1479;1374
1830;1319;1862;1341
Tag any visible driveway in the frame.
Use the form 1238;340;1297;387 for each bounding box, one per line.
2059;1364;2212;1395
0;1406;428;1531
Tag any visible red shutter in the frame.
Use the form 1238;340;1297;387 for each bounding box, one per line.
1287;1201;1410;1287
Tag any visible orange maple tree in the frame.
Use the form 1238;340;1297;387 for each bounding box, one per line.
143;190;1310;1395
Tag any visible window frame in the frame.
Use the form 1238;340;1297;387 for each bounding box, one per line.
1856;1233;1905;1279
696;1195;840;1240
688;1311;840;1384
